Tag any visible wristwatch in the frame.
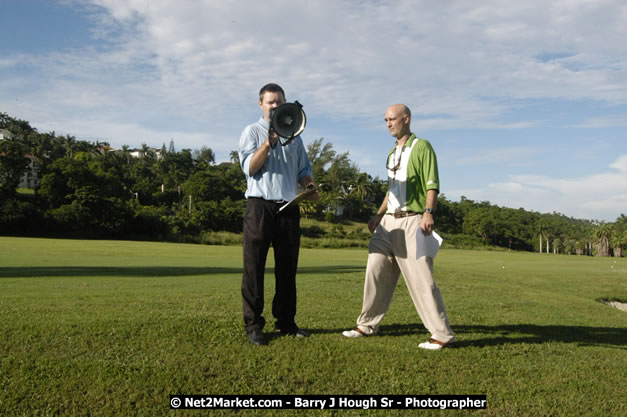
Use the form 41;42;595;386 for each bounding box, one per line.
424;208;434;214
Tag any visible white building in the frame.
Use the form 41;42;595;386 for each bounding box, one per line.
0;129;41;189
0;128;13;140
18;154;41;189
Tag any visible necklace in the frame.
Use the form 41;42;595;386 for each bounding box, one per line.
388;145;405;174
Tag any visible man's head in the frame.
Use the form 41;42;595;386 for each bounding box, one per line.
384;104;412;140
259;83;286;122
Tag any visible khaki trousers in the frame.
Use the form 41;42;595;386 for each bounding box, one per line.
355;214;455;343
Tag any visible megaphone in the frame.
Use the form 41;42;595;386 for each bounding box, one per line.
270;100;306;146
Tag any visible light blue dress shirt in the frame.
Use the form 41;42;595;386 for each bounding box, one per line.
238;117;313;201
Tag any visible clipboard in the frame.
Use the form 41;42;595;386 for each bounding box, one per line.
276;188;317;214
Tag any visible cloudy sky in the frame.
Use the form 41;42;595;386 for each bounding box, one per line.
1;0;626;221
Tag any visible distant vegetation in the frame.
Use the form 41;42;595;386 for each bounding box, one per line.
1;112;625;255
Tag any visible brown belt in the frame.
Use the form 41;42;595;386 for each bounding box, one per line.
387;211;419;218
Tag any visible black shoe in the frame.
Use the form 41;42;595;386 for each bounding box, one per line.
247;328;267;345
291;328;310;338
275;325;310;338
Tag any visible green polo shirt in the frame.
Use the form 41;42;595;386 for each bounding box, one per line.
386;133;440;214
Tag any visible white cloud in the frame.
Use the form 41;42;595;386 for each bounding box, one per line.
75;0;627;116
3;0;626;134
449;154;627;221
609;155;627;172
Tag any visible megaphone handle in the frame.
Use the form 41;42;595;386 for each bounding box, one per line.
268;127;279;149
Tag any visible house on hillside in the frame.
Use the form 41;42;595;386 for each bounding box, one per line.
0;129;41;189
0;128;13;140
19;154;41;189
129;147;164;160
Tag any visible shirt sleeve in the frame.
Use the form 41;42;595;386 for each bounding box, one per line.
419;140;440;192
296;138;313;180
238;125;256;177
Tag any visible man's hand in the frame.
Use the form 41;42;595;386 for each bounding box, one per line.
420;212;434;235
368;213;384;233
268;127;279;148
304;182;320;201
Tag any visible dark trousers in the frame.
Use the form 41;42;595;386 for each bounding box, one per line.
242;197;301;333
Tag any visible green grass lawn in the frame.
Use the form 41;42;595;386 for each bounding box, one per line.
0;237;625;416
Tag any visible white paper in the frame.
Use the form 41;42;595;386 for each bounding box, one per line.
416;231;443;259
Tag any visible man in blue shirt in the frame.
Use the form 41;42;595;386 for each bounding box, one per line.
238;83;319;346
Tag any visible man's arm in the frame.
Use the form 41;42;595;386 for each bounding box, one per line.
248;140;271;176
368;193;389;233
420;189;437;235
247;130;279;176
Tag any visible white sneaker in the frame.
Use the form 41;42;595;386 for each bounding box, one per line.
342;328;367;338
418;338;453;350
418;341;444;350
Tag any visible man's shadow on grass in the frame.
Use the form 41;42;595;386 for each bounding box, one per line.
381;323;627;348
0;265;364;278
314;323;626;349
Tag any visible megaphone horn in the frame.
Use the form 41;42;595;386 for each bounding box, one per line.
270;100;306;144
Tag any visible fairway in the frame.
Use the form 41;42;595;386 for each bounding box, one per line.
0;237;625;416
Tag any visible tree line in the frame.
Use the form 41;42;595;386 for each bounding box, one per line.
1;112;625;256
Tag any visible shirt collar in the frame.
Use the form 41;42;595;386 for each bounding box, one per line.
400;133;417;147
258;117;270;129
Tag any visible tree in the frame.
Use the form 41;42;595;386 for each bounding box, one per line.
183;163;245;202
463;207;498;244
139;143;155;160
299;200;316;218
536;221;548;253
553;237;562;254
594;223;612;257
193;146;215;167
120;145;131;163
434;194;461;235
610;232;624;257
307;138;336;180
0;134;29;197
38;152;133;236
61;135;77;158
349;172;374;200
154;149;194;190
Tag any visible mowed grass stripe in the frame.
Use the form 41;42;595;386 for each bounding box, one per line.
0;237;625;417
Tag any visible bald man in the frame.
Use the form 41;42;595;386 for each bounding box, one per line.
342;104;455;350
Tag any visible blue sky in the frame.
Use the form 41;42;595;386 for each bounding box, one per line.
1;0;626;221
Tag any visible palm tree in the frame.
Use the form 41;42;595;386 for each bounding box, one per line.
575;240;585;256
121;145;131;163
594;223;612;257
197;146;215;165
140;143;150;160
349;173;373;201
31;132;53;170
610;229;625;257
536;223;546;253
62;135;77;158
